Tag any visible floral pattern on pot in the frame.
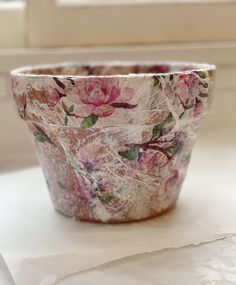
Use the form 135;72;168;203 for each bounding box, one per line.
61;77;136;127
11;62;216;223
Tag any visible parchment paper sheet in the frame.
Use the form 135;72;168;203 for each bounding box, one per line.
58;236;236;285
0;130;235;285
0;255;15;285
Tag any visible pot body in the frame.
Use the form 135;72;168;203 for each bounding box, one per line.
11;62;215;222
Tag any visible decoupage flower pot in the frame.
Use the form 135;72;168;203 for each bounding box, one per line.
11;62;215;223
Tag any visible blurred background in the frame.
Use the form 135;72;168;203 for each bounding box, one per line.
0;0;236;172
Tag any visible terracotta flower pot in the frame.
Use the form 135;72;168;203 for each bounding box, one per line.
11;62;215;223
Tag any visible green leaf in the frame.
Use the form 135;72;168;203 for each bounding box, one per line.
98;194;113;204
166;145;180;155
196;71;207;79
62;101;68;113
184;153;191;162
57;181;65;189
151;113;173;140
179;111;185;119
199;92;208;98
153;75;160;86
34;131;46;143
184;98;194;109
163;112;173;124
153;75;163;89
37;136;46;143
151;123;164;140
64;115;68;126
202;82;208;88
80;114;98;128
68;105;74;113
118;147;140;161
33;125;56;146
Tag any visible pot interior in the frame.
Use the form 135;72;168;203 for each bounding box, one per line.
16;62;212;77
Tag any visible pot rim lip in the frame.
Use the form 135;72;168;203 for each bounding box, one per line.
11;60;216;79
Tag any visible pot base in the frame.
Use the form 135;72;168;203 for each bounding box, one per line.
54;201;177;224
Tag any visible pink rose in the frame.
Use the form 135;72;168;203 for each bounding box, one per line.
138;151;157;175
176;73;207;117
98;180;113;192
193;98;203;117
165;170;179;192
48;89;61;106
74;175;94;201
68;78;134;118
176;73;200;104
76;141;104;171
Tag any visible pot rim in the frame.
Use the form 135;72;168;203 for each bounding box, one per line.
11;61;216;79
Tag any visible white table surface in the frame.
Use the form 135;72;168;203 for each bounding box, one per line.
0;127;236;285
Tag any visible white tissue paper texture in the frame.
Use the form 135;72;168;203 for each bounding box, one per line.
1;128;236;285
12;64;215;223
